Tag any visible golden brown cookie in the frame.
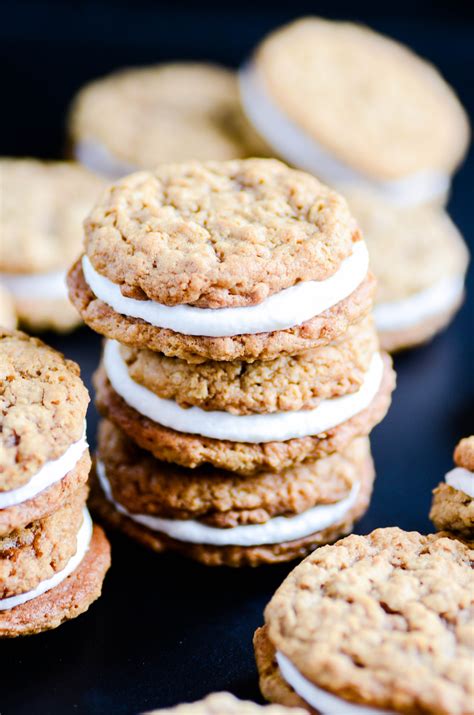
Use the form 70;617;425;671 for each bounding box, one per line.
0;286;17;330
145;691;306;714
0;523;110;637
430;436;474;538
68;63;269;176
0;159;104;332
257;528;474;714
0;330;90;491
240;18;469;204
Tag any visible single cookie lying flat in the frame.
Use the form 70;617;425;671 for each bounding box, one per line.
91;421;374;567
256;527;474;714
431;435;474;538
68;63;269;177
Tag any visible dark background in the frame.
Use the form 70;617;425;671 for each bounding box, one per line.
1;2;473;713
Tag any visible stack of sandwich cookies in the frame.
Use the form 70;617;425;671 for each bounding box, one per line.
68;158;395;565
255;527;474;714
430;436;474;539
0;158;104;333
239;18;469;207
0;330;110;636
68;62;269;178
343;188;469;351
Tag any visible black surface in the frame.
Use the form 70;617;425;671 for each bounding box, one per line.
1;3;474;714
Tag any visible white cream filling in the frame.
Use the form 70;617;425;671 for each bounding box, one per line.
0;270;69;300
276;652;395;715
0;427;88;509
96;460;359;546
0;508;92;611
373;275;464;333
82;241;369;338
104;339;384;443
239;63;450;208
75;138;137;179
445;466;474;498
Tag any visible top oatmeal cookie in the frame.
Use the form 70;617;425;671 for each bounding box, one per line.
454;436;474;472
0;330;89;491
147;692;305;714
84;159;360;308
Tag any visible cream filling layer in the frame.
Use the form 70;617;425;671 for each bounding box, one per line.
276;652;395;715
82;241;369;337
0;508;92;611
239;63;450;207
96;460;359;546
104;340;384;443
445;467;474;498
0;428;88;509
373;275;464;333
75;139;137;179
0;270;69;300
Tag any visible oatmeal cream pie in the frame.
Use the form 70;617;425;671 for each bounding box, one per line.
68;62;269;178
430;436;474;539
343;188;469;352
145;691;306;714
255;528;474;714
68;158;376;363
0;285;17;330
239;18;470;207
0;158;104;332
91;420;375;567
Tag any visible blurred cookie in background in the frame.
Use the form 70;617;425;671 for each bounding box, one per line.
239;17;470;207
68;62;270;178
0;158;104;333
343;187;469;351
0;286;16;330
430;436;474;539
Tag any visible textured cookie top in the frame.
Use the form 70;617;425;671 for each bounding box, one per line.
147;691;304;714
85;159;359;308
343;188;469;303
454;436;474;471
251;18;469;180
0;330;89;490
69;63;268;167
0;286;17;330
265;527;474;714
0;159;104;274
98;420;369;527
120;316;377;414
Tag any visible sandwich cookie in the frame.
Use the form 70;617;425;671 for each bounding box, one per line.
0;286;16;329
0;158;104;332
145;692;306;714
68;63;269;178
255;528;474;714
239;18;469;207
431;436;474;539
68;158;376;363
91;420;375;566
343;188;469;351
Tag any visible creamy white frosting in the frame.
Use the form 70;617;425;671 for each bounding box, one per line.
83;241;369;337
276;652;395;715
445;466;474;498
239;63;450;208
373;275;464;333
96;460;359;546
75;138;137;179
0;270;69;300
0;508;92;611
0;427;88;509
104;339;384;443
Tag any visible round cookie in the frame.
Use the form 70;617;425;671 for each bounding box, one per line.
68;62;269;177
0;158;104;332
0;330;90;491
91;424;375;567
0;486;86;598
239;18;469;206
256;528;474;714
430;436;474;538
343;187;469;351
0;522;110;637
0;285;17;329
145;692;306;714
68;158;375;362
